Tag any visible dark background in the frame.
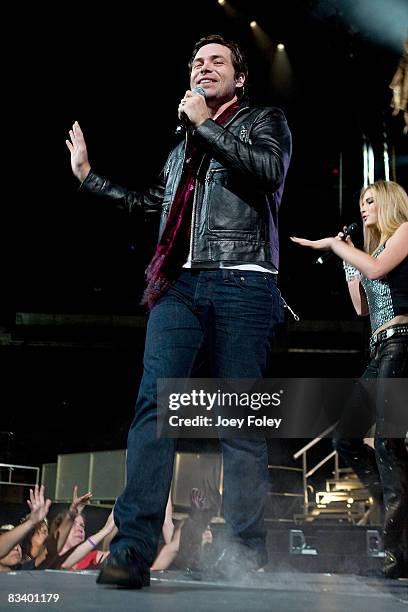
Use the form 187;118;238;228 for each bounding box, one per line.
1;1;407;476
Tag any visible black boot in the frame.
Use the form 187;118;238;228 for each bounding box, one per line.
332;437;384;509
376;437;408;579
97;547;151;588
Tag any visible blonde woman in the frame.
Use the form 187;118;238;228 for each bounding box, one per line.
291;180;408;579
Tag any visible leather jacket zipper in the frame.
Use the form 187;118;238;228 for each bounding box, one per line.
189;154;205;261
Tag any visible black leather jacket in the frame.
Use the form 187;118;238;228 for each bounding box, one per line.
81;102;291;270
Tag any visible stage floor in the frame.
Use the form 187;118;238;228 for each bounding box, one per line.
0;570;407;612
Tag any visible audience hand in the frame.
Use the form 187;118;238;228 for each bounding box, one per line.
69;485;92;517
26;484;51;525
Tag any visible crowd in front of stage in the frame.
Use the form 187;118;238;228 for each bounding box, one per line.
0;483;219;575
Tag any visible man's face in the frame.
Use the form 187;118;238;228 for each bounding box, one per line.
190;43;244;104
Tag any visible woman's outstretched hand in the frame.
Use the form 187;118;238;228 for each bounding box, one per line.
290;236;335;251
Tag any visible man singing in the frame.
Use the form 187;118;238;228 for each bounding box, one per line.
66;34;292;588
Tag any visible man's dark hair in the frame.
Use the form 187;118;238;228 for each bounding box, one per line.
188;34;248;81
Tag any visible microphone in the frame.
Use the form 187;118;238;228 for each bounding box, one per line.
315;222;359;265
175;86;207;135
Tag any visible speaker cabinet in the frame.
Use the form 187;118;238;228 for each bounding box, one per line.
41;463;57;499
55;453;91;501
54;450;127;501
171;452;223;510
89;450;127;500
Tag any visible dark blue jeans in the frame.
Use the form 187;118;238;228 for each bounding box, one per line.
111;269;283;565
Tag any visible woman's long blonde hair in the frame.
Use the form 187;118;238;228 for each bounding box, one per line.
360;180;408;254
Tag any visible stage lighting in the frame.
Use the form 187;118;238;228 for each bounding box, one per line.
250;21;257;29
277;43;285;50
218;0;225;5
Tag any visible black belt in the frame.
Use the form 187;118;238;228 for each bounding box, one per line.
369;323;408;352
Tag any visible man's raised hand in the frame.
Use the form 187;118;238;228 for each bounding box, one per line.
65;121;91;183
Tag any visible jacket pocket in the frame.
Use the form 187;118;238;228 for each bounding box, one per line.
206;169;255;232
